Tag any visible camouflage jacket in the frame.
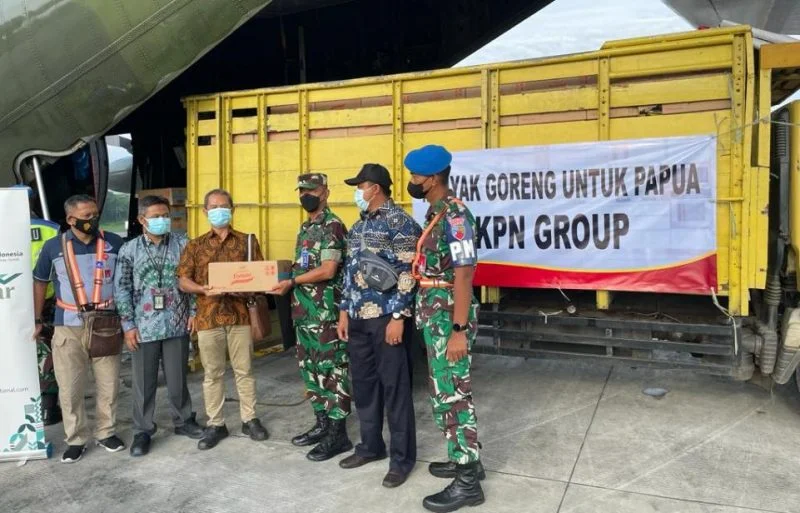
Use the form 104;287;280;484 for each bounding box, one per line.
415;194;479;326
291;207;347;325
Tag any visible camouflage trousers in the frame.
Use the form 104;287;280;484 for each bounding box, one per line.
419;297;480;464
295;322;351;420
37;325;59;402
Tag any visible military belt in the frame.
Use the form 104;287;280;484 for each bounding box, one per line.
418;278;453;289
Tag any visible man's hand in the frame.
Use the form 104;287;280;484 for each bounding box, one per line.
32;322;42;340
187;317;196;333
445;331;468;362
271;280;293;296
203;285;222;297
385;318;404;346
337;311;349;341
124;329;141;352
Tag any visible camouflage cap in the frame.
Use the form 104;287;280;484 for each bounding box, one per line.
296;173;328;190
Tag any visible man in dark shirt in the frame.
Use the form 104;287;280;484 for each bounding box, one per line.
177;189;269;450
337;164;422;488
32;195;126;463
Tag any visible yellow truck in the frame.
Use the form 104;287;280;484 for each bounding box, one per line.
182;25;800;384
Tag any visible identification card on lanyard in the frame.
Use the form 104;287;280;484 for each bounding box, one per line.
300;240;310;269
152;289;166;311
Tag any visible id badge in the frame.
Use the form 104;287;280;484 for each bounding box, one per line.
153;290;166;311
300;248;309;269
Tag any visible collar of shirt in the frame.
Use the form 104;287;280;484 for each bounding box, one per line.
142;233;169;246
424;191;456;220
360;198;396;221
200;228;247;243
65;228;105;246
304;207;331;228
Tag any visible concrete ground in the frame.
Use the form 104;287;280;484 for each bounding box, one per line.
2;348;800;513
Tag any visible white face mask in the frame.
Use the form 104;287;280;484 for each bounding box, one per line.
355;186;374;211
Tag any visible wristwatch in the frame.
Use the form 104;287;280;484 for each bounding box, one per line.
392;312;403;321
34;318;43;325
452;323;465;333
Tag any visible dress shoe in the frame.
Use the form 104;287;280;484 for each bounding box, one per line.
242;418;269;441
423;462;485;513
130;433;151;457
339;452;387;469
382;469;408;488
197;425;229;450
292;411;329;447
307;419;352;462
429;460;486;480
174;419;205;439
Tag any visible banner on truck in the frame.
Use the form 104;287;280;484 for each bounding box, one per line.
0;189;49;461
412;136;717;294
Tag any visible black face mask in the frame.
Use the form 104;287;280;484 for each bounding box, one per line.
300;194;321;213
407;180;429;200
73;216;100;235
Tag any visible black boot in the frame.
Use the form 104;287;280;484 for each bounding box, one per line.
306;418;353;462
429;460;486;480
292;411;329;447
41;394;62;426
422;462;485;513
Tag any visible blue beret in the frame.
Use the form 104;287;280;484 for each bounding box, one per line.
404;145;452;176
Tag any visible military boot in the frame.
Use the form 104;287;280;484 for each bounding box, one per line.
422;462;485;513
41;394;62;426
292;411;329;447
429;442;485;479
429;460;486;480
306;418;353;462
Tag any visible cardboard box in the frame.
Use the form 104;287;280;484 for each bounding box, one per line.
170;207;187;232
138;187;187;206
208;260;293;293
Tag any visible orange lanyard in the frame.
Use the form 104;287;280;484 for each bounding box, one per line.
60;232;110;310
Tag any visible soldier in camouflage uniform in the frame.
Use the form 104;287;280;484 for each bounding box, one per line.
18;184;62;426
405;145;485;512
272;173;353;461
32;219;62;425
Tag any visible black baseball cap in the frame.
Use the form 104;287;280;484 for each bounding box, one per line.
344;163;393;190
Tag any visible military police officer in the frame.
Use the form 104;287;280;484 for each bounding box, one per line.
405;145;486;512
272;173;353;461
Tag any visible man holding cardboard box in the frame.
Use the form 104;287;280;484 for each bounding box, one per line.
177;189;269;450
271;173;353;462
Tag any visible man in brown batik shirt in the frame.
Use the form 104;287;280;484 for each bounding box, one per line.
177;188;269;450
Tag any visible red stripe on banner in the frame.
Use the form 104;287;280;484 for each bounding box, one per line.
474;254;717;294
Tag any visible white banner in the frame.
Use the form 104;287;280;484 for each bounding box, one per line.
412;136;718;293
0;189;49;461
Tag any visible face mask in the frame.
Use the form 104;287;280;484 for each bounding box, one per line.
207;207;232;228
73;216;100;235
407;180;429;200
300;194;321;213
354;188;370;211
145;217;171;236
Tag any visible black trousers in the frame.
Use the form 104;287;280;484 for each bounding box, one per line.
131;336;193;435
348;315;416;475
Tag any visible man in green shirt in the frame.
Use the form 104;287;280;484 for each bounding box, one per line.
272;173;352;462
